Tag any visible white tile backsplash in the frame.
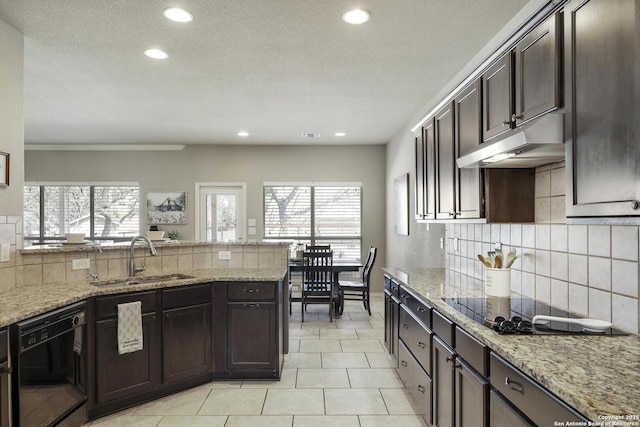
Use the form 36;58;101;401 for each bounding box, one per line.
442;164;640;333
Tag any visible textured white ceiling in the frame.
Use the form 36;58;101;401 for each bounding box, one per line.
0;0;532;146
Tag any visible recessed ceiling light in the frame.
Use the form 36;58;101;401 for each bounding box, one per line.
342;9;370;25
163;7;193;23
237;131;250;137
334;132;346;137
144;48;168;59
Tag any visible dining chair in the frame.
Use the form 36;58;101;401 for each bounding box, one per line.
338;246;377;315
301;250;334;322
305;244;331;252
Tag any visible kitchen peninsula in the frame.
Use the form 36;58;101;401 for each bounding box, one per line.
3;241;289;422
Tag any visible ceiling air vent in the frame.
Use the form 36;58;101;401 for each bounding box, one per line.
301;133;320;138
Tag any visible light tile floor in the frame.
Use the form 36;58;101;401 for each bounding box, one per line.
82;293;428;427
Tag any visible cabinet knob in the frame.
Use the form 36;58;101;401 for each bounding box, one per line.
402;323;409;329
417;307;426;313
446;355;454;363
417;341;426;349
449;211;455;217
632;200;640;210
401;360;408;367
502;120;511;126
417;384;426;393
0;365;12;374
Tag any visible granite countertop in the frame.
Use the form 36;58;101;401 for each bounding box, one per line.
383;266;640;423
20;240;290;254
0;268;287;328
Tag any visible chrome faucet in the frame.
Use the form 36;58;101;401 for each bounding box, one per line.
129;235;158;276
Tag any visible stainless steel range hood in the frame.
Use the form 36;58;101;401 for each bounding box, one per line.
456;113;565;168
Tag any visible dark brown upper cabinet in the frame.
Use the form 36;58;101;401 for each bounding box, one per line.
483;12;561;141
565;0;640;217
482;53;513;141
414;119;436;220
514;12;562;126
455;80;483;219
435;102;456;219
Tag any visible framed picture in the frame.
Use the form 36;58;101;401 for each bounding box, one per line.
394;173;409;235
147;191;187;225
0;152;9;187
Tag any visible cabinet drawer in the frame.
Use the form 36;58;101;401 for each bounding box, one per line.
398;340;432;421
399;305;432;375
399;287;431;328
385;278;400;299
490;353;587;426
95;291;157;319
227;282;276;301
455;326;488;376
163;284;211;310
432;309;455;348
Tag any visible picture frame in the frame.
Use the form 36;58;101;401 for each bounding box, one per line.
0;152;9;187
147;191;187;225
394;173;409;235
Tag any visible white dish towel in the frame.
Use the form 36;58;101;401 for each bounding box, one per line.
117;301;143;354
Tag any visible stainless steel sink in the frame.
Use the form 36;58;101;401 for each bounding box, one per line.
90;273;195;287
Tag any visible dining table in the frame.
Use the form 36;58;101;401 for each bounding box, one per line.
288;258;363;317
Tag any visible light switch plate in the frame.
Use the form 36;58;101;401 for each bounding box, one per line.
218;251;232;260
0;243;10;262
248;227;256;235
248;218;257;227
72;258;91;270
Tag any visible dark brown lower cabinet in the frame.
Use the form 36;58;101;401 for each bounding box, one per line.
398;341;432;422
0;328;8;427
433;336;455;427
455;358;488;427
489;390;532;427
383;290;399;362
94;313;161;405
162;284;212;385
227;302;277;375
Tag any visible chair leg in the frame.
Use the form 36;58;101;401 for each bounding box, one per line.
365;291;371;315
339;289;344;315
301;296;304;323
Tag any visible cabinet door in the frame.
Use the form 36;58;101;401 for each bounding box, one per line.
514;13;561;125
432;336;455;427
489;390;532;427
424;119;437;220
227;302;277;372
384;291;399;363
455;359;488;427
415;129;426;220
163;303;211;385
565;0;640;216
482;53;513;141
455;80;483;219
95;313;160;404
435;102;456;219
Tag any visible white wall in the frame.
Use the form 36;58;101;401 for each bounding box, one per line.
25;144;388;290
0;19;24;293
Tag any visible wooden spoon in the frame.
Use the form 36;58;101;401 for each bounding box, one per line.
495;254;503;269
505;250;516;268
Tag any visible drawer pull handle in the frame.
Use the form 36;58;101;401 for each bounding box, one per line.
401;360;408;367
446;356;454;363
244;288;259;293
244;303;260;308
417;384;426;393
0;365;12;374
417;341;426;349
417;307;426;313
505;377;524;394
402;323;409;329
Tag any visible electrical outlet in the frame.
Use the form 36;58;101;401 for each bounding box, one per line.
72;258;91;270
495;242;502;251
218;251;232;260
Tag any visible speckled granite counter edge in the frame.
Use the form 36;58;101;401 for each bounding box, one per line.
382;266;640;423
0;268;287;328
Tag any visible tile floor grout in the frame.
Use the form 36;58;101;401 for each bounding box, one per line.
80;293;428;427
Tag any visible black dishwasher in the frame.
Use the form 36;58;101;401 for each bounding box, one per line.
10;301;87;426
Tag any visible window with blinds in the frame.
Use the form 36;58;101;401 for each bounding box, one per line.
263;184;362;261
23;184;139;245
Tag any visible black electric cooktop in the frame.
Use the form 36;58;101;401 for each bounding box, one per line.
441;296;627;335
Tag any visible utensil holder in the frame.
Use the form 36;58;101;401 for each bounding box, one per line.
484;268;511;297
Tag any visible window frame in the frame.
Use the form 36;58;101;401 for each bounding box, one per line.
262;182;363;261
24;182;140;244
